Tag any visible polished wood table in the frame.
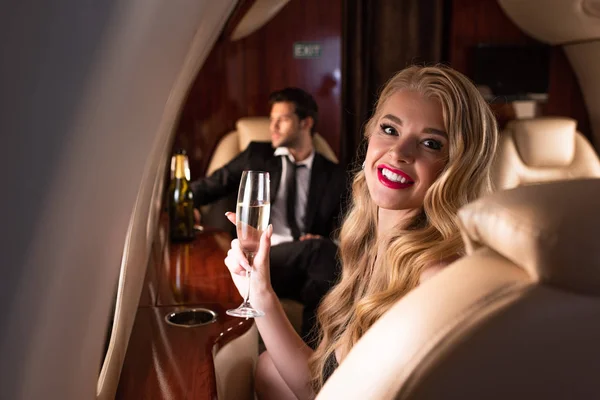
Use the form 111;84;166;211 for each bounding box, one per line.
116;225;254;399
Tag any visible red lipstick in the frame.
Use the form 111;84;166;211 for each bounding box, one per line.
376;164;414;189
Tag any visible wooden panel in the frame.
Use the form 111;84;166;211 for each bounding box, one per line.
137;242;159;308
117;228;251;399
157;229;242;306
139;215;169;307
116;305;253;399
174;0;342;179
449;0;592;140
450;0;534;75
542;47;592;140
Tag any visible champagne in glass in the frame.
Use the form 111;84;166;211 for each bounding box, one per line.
226;170;270;318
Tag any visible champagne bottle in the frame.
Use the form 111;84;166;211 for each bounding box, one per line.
168;150;195;242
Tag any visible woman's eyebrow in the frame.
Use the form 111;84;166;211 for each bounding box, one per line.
382;114;448;138
382;114;402;125
423;127;448;139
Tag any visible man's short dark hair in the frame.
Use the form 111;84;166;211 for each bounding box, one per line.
268;87;318;134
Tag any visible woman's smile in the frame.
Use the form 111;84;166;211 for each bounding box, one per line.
377;164;414;189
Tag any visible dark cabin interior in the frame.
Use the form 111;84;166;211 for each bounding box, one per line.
173;0;591;179
115;2;594;398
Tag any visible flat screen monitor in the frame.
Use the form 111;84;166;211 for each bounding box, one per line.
472;44;551;102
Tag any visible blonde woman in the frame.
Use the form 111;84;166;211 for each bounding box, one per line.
224;65;498;399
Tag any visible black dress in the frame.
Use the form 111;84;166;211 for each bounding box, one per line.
322;352;339;383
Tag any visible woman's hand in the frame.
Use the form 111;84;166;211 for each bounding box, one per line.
223;212;274;309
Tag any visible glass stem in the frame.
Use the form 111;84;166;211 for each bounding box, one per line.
244;253;254;304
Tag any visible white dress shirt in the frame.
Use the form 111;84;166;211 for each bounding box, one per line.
270;147;314;246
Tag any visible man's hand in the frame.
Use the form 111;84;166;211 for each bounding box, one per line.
193;208;204;232
299;233;322;241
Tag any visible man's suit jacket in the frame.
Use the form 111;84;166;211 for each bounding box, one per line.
191;141;347;239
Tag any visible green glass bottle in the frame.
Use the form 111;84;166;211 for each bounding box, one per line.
168;150;195;242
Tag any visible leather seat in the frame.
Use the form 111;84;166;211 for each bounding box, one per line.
205;117;337;176
492;117;600;190
317;179;600;399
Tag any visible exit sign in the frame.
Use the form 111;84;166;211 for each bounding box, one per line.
293;42;322;59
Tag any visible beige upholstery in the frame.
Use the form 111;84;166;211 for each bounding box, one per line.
206;116;338;176
498;0;600;45
213;324;259;400
492;117;600;190
317;179;600;399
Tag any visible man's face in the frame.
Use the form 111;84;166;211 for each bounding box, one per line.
269;101;304;149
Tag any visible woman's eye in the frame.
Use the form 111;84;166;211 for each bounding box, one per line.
422;139;443;150
380;124;397;136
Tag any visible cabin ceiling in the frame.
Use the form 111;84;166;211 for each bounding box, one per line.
499;0;600;44
500;0;600;146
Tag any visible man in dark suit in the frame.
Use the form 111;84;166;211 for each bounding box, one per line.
191;87;347;344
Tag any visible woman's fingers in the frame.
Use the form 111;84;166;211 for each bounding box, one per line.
225;211;236;226
224;254;246;276
254;224;273;269
224;225;272;278
230;239;251;269
224;238;251;275
225;225;273;301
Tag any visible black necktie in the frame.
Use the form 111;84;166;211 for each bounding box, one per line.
285;156;303;240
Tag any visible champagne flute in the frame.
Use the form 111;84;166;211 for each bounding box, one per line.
226;170;270;318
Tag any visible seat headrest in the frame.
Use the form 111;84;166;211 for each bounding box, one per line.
236;117;272;150
458;178;600;295
510;117;577;168
234;116;339;163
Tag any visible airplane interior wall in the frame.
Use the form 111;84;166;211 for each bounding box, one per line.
449;0;593;144
1;0;598;398
565;41;600;150
0;1;236;399
173;0;342;179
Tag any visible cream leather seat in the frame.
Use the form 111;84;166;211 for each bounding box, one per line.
317;179;600;400
205;117;337;176
492;117;600;190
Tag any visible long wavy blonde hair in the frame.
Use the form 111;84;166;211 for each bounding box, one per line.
308;65;499;392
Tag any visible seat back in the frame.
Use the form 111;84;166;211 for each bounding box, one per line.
317;179;600;400
492;117;600;190
213;324;259;400
206;116;338;176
